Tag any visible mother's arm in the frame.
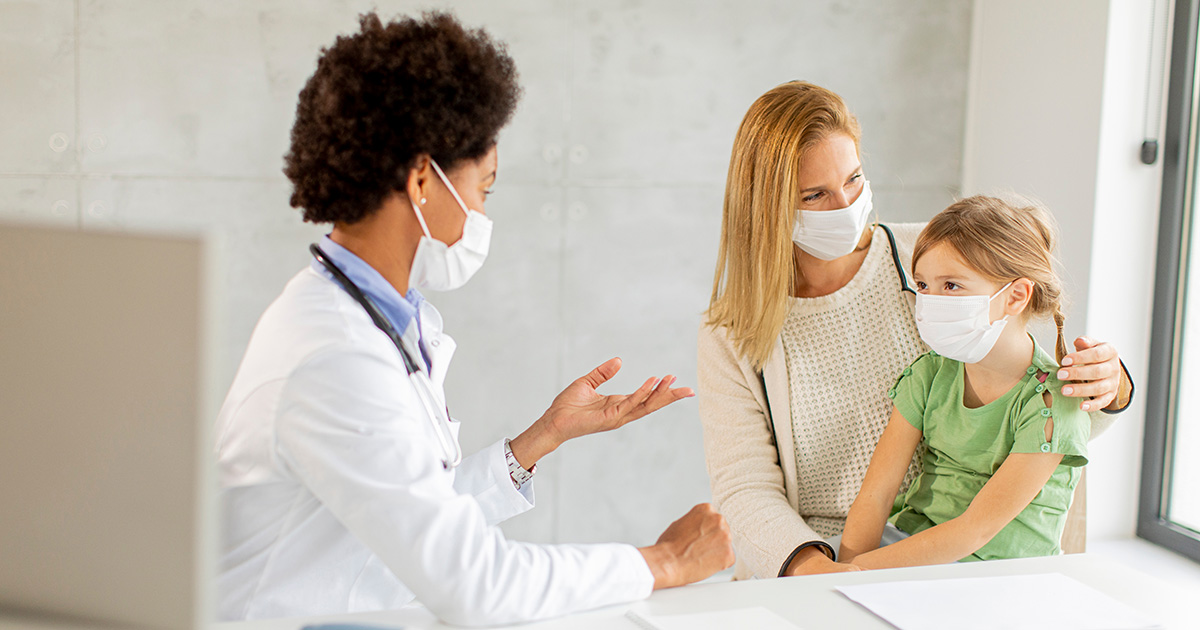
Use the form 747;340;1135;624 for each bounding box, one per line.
697;325;854;578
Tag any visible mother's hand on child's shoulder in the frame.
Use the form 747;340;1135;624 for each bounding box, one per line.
1057;336;1130;412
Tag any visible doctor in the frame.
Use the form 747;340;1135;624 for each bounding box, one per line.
215;10;734;627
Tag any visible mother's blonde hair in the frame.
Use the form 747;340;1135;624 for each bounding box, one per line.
706;81;861;370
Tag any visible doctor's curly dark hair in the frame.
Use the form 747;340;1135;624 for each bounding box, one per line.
284;11;520;224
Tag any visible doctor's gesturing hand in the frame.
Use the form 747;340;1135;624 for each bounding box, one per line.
508;357;694;468
507;357;735;589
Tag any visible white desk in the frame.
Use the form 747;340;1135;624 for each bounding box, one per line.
221;554;1198;629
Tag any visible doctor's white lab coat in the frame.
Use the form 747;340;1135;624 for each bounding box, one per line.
214;267;654;625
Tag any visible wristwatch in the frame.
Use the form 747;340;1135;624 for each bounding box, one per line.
503;439;536;490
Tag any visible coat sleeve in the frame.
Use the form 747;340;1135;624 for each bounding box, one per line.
451;438;535;526
273;345;652;626
697;324;828;578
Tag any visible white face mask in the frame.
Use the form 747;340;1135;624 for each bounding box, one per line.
408;159;493;292
792;180;874;260
915;281;1013;363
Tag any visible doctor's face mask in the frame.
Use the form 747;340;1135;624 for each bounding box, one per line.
408;159;494;292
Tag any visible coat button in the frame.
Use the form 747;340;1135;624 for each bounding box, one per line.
903;368;912;376
1036;384;1046;393
1041;408;1052;417
887;389;897;399
1027;366;1037;375
1041;443;1052;453
430;339;440;348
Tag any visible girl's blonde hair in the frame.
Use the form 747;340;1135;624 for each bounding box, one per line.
912;195;1070;363
706;81;862;370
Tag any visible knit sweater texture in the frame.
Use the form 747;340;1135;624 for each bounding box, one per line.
778;225;927;538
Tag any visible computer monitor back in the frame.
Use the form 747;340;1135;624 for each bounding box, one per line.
0;224;216;630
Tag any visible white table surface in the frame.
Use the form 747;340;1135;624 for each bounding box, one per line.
217;553;1199;630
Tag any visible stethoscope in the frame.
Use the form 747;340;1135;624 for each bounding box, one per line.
877;223;918;296
310;244;463;470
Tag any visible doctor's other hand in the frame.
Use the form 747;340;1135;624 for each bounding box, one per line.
638;503;735;589
508;357;694;469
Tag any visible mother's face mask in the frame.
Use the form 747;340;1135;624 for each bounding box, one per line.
792;180;873;260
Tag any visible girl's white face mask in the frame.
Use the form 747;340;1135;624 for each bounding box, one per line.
792;180;874;260
408;159;493;292
915;281;1013;364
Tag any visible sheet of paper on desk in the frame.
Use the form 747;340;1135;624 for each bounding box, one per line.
836;573;1162;630
625;606;801;630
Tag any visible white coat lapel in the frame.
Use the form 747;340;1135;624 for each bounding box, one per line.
416;300;456;392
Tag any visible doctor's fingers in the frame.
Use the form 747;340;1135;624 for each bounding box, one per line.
605;377;660;423
622;379;695;423
578;357;624;390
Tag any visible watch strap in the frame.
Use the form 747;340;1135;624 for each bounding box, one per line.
503;438;536;490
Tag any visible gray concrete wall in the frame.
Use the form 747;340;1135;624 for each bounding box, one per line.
0;0;972;545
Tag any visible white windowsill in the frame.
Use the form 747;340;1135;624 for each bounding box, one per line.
1089;537;1200;590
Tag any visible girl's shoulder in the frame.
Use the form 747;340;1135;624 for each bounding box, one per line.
888;350;955;431
1009;343;1091;465
905;349;949;376
1012;342;1091;427
888;350;950;396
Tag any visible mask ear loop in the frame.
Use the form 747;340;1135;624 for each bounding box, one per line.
989;281;1015;301
429;159;473;217
410;198;434;239
989;281;1017;325
863;179;879;230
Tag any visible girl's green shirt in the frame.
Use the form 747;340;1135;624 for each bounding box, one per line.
886;336;1089;561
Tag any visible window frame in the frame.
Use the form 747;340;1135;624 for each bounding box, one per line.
1139;0;1200;562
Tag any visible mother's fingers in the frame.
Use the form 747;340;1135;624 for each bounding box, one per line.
1061;340;1116;367
1061;376;1118;398
1057;362;1117;383
1084;391;1117;412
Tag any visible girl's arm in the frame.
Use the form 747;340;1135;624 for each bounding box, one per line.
839;409;923;563
851;450;1064;569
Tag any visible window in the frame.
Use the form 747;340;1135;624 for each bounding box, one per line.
1141;0;1200;562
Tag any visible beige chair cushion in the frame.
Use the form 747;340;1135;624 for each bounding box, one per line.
1061;468;1087;554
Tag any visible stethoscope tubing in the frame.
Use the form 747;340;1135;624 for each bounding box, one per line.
310;244;463;469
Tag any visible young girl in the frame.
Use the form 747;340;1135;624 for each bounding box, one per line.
838;195;1089;568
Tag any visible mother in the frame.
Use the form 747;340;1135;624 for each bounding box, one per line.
697;81;1132;579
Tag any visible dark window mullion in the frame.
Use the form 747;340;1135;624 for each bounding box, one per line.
1139;0;1200;562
